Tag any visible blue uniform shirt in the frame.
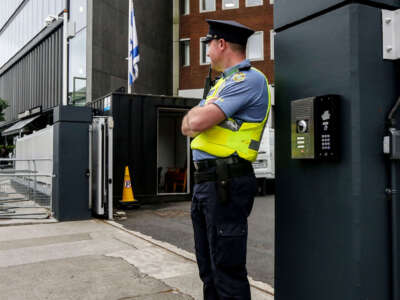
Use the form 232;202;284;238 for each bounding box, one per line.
192;59;269;161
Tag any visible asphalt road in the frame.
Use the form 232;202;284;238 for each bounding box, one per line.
117;195;275;287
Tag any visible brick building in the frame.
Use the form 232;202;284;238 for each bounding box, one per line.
177;0;274;100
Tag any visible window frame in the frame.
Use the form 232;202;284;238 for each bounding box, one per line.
68;28;87;106
270;30;275;60
180;0;190;15
222;0;239;10
246;31;264;61
269;84;275;106
199;0;216;13
179;38;191;67
245;0;263;7
199;37;211;65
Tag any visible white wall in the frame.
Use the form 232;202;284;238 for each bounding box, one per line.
15;125;53;185
178;89;204;99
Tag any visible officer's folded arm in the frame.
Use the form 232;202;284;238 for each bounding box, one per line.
181;103;226;137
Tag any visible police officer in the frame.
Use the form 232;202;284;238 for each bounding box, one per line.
181;19;270;300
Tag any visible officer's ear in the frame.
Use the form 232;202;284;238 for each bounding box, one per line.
217;38;227;50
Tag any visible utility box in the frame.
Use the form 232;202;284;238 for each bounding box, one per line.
89;93;199;204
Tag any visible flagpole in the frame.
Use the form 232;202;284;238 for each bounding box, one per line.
128;0;132;94
128;0;139;94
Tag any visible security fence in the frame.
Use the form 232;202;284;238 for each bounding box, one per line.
0;158;53;219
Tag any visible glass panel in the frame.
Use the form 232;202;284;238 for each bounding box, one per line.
185;42;190;65
68;29;87;106
223;0;238;9
205;43;211;64
70;0;87;32
180;40;190;66
246;0;263;6
270;30;275;60
0;0;65;68
180;0;189;15
201;0;215;11
247;32;263;60
200;39;210;64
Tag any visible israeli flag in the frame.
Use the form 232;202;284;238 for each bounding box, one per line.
128;0;139;93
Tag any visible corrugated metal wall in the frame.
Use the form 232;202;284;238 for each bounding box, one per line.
0;26;63;123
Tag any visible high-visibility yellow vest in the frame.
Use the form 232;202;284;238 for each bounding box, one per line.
191;67;271;162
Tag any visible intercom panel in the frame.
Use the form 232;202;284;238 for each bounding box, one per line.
291;95;339;160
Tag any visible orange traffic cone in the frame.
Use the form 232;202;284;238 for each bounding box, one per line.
120;166;139;207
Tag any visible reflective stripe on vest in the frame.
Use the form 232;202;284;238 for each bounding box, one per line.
191;67;271;162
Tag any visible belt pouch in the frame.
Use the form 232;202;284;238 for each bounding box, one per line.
216;163;231;204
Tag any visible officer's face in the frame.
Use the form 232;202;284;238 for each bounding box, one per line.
207;39;224;72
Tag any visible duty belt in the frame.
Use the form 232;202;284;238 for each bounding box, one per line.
193;157;254;185
193;156;247;171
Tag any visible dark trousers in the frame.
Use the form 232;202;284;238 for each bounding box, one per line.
191;171;257;300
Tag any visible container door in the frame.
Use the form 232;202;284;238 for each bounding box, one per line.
157;108;191;195
90;117;113;219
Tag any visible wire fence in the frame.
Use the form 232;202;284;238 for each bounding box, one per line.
0;158;53;219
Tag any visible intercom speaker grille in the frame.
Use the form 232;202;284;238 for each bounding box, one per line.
291;98;314;121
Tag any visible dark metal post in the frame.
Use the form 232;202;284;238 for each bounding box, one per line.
52;105;92;221
390;159;399;300
274;1;400;299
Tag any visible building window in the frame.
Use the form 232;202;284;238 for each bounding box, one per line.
246;0;263;7
222;0;239;9
200;0;216;12
246;31;264;61
268;107;274;129
180;39;190;66
269;84;275;106
270;30;275;60
180;0;190;15
69;0;87;33
68;30;87;106
200;38;211;65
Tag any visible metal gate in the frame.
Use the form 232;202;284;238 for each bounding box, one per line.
0;158;53;219
89;116;113;219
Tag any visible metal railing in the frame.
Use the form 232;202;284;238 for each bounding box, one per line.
0;158;53;219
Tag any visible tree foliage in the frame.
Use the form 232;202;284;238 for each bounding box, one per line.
0;98;8;121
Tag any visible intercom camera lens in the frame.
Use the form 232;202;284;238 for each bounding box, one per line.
297;120;308;133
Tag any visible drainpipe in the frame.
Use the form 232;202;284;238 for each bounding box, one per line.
62;8;69;106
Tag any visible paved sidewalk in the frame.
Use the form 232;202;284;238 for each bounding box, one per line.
117;196;275;285
0;219;274;300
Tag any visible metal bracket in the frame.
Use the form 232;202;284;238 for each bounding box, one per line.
382;9;400;60
386;188;399;195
